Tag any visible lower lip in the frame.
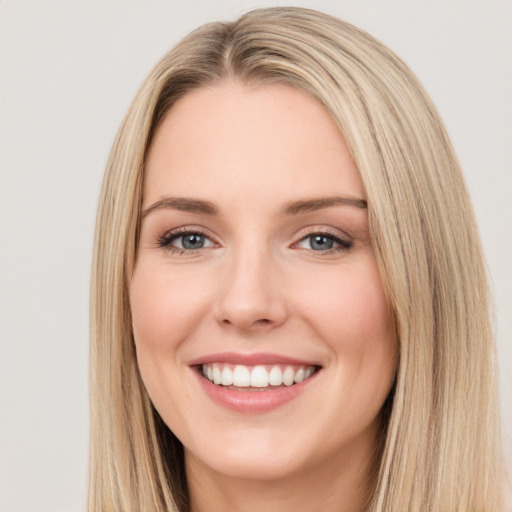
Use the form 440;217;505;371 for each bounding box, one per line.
193;369;319;413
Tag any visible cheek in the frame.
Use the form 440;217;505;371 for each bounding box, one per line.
294;261;394;351
291;258;397;415
129;265;175;399
129;261;213;416
130;262;210;353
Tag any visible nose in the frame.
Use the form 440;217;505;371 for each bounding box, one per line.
214;248;288;332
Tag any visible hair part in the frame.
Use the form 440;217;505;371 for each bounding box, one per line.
89;7;503;511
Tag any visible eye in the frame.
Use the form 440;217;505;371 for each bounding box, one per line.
295;233;352;252
158;229;216;253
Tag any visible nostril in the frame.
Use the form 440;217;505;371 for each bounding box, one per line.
221;317;272;327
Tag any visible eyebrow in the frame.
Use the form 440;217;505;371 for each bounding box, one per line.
279;196;367;215
141;194;367;219
141;197;218;218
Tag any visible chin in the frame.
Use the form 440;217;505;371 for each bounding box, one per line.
184;429;312;482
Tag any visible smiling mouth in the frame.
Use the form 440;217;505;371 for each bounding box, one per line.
199;363;320;390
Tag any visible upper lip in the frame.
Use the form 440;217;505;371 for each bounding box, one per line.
188;351;322;367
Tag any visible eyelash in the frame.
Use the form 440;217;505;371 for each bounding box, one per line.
156;228;353;255
294;229;353;253
157;227;214;255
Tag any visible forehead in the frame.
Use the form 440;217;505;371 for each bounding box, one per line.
143;81;365;208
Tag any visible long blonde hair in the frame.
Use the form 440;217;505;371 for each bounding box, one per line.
89;7;503;511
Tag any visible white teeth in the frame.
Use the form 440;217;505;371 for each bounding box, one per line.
294;368;305;383
282;366;295;386
268;365;283;386
201;363;317;388
212;365;222;385
250;366;269;387
233;365;251;387
221;367;233;386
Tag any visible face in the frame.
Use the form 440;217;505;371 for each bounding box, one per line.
130;81;396;483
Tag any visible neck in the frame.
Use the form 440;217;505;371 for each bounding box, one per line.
185;438;378;512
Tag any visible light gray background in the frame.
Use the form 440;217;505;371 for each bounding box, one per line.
1;1;510;511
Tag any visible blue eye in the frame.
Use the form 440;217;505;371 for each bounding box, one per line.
178;233;206;249
297;233;352;252
158;230;215;252
309;235;335;250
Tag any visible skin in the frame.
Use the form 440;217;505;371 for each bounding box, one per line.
130;81;397;512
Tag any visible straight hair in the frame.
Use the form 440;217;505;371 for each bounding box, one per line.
89;7;503;511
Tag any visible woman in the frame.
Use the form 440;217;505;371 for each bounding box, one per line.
89;7;503;511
